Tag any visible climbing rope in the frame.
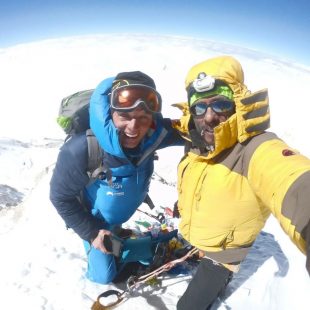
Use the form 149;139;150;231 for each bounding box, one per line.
91;247;199;309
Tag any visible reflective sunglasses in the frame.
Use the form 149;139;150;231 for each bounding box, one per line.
110;84;162;113
190;100;235;116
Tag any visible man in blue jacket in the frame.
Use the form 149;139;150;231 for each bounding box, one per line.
50;71;183;284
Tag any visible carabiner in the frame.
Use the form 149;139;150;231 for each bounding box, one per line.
91;290;124;310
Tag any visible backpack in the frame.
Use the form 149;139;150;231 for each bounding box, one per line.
57;89;94;135
58;90;114;183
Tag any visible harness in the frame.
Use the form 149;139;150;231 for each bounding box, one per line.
91;247;199;309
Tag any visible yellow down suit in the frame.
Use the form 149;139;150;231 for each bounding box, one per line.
174;56;310;266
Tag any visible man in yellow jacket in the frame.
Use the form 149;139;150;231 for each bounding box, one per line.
174;55;310;310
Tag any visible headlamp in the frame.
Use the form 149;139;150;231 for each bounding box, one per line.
188;72;234;106
192;73;216;93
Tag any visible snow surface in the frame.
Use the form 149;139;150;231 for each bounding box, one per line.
0;34;309;309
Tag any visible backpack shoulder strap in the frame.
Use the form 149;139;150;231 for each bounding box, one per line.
85;130;156;202
86;129;102;172
86;129;112;186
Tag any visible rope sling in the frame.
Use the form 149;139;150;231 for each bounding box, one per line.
91;247;199;309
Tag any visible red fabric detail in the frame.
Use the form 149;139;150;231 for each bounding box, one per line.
282;149;296;156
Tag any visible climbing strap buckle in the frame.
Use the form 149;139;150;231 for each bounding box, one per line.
91;290;125;310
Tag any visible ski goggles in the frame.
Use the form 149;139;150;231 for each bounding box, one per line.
110;84;162;113
190;100;235;116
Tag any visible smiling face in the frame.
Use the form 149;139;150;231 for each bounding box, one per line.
112;108;153;149
191;95;235;147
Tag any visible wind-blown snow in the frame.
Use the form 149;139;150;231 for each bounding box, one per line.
0;34;309;309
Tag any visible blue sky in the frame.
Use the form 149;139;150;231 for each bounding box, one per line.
1;0;309;65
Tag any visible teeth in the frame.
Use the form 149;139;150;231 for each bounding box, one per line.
201;128;214;135
125;132;138;138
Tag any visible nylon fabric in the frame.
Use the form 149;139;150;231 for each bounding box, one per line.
90;77;169;159
87;77;183;226
248;139;310;253
179;56;270;159
82;76;184;284
176;55;310;287
185;56;246;96
177;150;268;262
177;133;310;263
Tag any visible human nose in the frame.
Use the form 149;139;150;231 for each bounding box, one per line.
204;106;216;122
127;118;138;130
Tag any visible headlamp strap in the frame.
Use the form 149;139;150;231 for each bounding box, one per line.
189;85;234;106
188;72;234;105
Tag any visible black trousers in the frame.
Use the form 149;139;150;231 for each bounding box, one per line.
177;258;232;310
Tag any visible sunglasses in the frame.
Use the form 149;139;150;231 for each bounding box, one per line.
110;84;162;113
190;100;235;116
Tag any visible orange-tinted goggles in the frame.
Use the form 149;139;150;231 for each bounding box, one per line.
110;84;162;113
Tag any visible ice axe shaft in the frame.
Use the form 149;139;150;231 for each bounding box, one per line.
137;208;165;224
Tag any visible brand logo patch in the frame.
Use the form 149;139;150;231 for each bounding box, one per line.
106;191;124;196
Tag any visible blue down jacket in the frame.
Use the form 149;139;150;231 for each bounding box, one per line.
50;77;183;241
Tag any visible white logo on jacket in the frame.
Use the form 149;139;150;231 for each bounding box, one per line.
106;191;124;196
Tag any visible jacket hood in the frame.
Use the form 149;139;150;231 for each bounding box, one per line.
90;77;166;160
176;56;270;159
